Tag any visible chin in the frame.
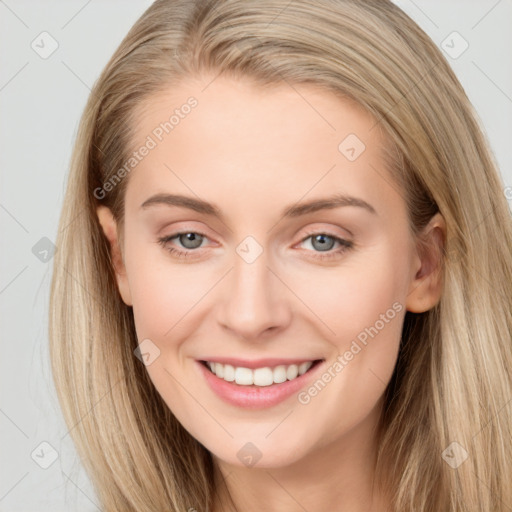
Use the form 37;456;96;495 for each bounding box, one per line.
209;438;309;470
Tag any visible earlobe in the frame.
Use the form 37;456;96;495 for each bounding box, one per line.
96;206;133;306
405;212;446;313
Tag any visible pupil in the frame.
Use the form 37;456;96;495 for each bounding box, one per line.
314;234;334;252
182;233;202;249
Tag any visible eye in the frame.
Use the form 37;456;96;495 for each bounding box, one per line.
157;231;209;259
157;230;354;261
298;232;354;260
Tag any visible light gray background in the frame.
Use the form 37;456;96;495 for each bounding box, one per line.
1;1;511;511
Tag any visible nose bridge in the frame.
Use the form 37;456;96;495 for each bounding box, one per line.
218;237;291;339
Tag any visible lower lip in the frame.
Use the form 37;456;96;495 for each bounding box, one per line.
196;360;324;409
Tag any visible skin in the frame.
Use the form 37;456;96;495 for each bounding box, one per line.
97;74;445;512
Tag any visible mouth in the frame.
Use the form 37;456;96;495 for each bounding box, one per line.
199;359;324;387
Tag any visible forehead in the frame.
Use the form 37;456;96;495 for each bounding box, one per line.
131;75;380;150
124;75;396;222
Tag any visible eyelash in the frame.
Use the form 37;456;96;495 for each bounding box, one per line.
157;230;354;261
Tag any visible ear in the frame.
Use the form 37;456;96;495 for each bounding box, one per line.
406;212;446;313
96;206;132;306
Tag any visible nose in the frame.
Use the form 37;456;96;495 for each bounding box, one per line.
217;249;292;341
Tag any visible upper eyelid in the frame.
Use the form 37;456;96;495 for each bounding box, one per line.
156;216;353;240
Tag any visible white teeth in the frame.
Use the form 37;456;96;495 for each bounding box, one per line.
273;365;287;384
223;364;235;382
235;367;253;385
253;367;273;386
298;362;312;375
286;364;299;380
214;362;224;378
206;360;315;386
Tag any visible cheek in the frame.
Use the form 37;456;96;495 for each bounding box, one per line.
124;243;213;340
286;249;405;416
289;248;406;346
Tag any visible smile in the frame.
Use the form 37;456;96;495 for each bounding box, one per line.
197;358;325;409
203;360;318;386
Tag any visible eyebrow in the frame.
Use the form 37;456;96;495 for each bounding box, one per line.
140;192;377;219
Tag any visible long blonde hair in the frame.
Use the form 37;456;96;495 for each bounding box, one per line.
49;1;512;510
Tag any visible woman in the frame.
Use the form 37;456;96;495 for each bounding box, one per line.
49;0;512;510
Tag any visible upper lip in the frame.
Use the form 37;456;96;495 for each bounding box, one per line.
199;357;323;369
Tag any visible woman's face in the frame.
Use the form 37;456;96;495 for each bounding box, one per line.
98;74;442;469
